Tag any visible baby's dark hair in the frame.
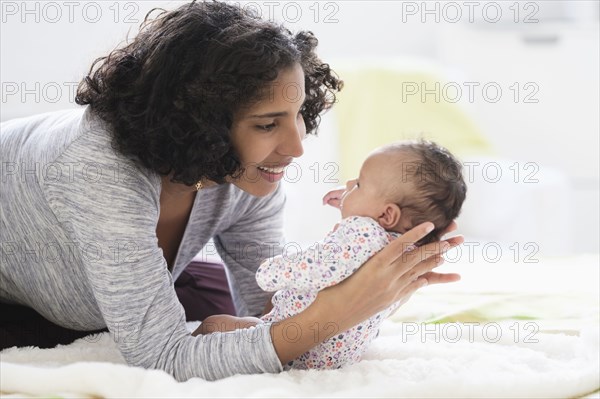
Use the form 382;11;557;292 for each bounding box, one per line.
75;0;342;186
384;140;467;246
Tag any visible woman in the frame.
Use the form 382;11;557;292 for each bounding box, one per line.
0;1;462;381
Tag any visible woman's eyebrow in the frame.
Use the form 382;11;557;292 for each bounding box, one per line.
246;96;307;119
247;111;288;119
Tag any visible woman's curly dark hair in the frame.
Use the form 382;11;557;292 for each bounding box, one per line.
75;0;342;186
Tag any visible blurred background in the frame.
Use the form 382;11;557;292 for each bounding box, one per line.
2;0;599;258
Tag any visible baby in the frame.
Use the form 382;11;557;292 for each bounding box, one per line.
256;139;467;370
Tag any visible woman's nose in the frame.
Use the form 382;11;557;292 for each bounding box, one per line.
279;119;305;158
346;179;357;190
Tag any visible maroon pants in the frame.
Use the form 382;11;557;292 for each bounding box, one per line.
0;261;236;350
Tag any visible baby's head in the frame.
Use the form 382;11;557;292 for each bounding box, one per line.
339;140;467;246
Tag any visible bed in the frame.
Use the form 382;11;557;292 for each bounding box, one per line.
1;253;598;398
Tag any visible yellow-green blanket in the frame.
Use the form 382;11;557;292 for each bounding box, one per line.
332;64;494;180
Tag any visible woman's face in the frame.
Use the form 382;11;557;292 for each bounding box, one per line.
228;63;306;197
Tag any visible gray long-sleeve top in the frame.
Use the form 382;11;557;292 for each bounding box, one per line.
0;107;285;381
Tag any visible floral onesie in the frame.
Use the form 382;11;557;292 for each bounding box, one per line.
256;215;402;370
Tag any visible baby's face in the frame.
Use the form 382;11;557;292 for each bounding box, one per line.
340;153;412;220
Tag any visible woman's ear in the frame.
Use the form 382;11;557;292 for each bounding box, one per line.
377;203;401;230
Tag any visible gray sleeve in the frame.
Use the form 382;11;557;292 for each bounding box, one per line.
215;184;287;317
42;141;282;381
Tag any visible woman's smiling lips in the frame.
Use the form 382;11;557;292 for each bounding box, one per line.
256;162;292;183
257;168;285;182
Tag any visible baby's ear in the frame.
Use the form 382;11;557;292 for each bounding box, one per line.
378;203;401;230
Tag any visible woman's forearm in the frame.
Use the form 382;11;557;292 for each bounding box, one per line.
270;298;330;364
269;289;355;364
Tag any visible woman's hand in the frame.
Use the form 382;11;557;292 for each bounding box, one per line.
269;221;463;364
192;314;263;336
320;221;463;326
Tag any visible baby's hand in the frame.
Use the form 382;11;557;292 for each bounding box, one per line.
322;187;346;209
192;314;263;336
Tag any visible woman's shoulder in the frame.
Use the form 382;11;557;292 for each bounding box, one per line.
1;107;85;128
2;108;84;147
3;107;161;202
1;106;113;162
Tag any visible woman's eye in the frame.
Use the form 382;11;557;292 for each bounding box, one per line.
256;123;276;132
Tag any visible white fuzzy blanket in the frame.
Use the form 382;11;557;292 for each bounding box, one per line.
1;255;599;398
1;321;598;398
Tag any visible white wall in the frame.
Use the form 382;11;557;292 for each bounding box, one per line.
2;1;598;254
